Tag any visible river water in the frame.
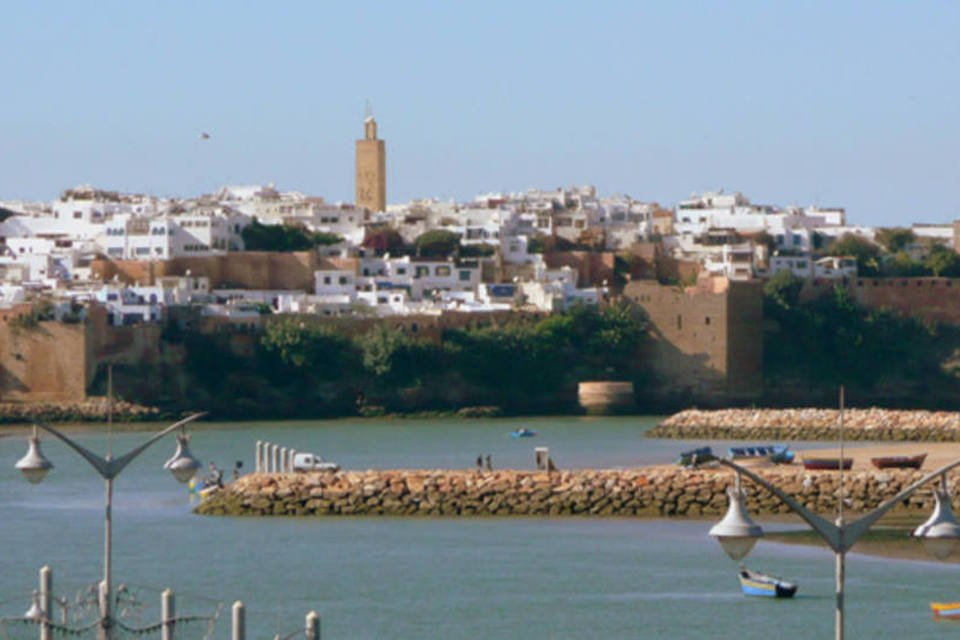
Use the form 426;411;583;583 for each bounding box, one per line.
0;416;956;639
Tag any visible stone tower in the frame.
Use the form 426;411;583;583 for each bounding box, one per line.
355;115;386;212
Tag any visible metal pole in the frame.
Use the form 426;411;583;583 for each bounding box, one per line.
256;441;263;473
835;551;845;640
161;589;174;640
39;566;52;640
101;476;113;640
271;445;279;474
280;448;288;473
306;611;320;640
231;601;245;640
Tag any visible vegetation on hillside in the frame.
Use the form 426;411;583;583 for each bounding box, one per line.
158;301;647;419
241;219;342;252
762;271;960;404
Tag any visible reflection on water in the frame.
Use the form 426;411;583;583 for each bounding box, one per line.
0;417;956;639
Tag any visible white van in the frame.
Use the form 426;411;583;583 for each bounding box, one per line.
292;452;340;473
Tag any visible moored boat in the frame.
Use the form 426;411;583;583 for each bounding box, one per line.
802;458;852;471
510;428;537;438
871;454;926;470
931;602;960;621
738;568;797;598
675;446;715;467
728;445;794;464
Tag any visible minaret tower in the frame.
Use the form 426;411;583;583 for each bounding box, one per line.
355;105;386;212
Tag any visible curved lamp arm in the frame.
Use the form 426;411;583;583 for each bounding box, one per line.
714;458;842;551
33;412;207;480
844;458;960;547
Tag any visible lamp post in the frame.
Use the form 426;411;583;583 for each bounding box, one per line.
706;457;960;640
14;412;205;640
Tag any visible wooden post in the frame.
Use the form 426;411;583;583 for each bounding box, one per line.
161;589;175;640
231;601;245;640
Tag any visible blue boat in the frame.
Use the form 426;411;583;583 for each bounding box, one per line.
510;428;537;438
675;446;716;467
728;445;795;464
738;568;798;598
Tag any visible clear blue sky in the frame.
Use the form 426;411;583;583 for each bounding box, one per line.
2;1;957;226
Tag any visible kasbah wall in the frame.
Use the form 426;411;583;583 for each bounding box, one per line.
623;277;763;401
802;276;960;325
0;304;164;403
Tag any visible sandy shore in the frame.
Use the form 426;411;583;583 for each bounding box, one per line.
794;442;960;471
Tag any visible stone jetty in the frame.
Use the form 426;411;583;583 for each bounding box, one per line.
195;467;955;518
649;408;960;441
0;399;161;425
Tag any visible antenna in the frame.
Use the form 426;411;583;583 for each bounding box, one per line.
364;99;373;120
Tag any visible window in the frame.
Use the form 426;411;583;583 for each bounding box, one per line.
415;266;430;278
459;270;471;282
792;236;801;246
135;247;150;256
677;315;682;330
435;266;451;277
705;317;711;325
323;276;331;285
73;211;82;219
397;267;406;275
338;276;348;285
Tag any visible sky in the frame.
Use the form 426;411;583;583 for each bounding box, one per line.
1;1;957;226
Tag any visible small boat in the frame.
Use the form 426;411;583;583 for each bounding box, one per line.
871;454;926;470
728;445;794;464
931;602;960;621
738;568;798;598
510;428;537;438
676;446;716;467
802;458;853;471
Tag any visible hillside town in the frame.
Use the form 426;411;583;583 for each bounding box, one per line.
2;116;960;407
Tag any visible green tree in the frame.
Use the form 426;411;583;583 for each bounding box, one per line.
763;269;804;309
414;230;462;258
261;317;358;374
924;244;960;277
826;233;881;275
875;227;916;253
885;251;926;277
241;219;314;251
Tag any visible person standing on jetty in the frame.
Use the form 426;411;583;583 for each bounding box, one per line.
476;455;483;471
485;454;492;471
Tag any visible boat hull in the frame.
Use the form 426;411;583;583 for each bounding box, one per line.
738;570;797;598
931;602;960;621
871;454;926;470
802;458;852;471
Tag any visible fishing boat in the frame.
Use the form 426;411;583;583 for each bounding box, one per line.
802;458;853;471
870;454;926;470
510;428;537;438
931;602;960;621
728;445;794;464
675;446;716;467
738;568;798;598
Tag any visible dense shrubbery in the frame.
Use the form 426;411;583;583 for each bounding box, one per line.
763;276;960;403
241;219;342;252
163;302;647;418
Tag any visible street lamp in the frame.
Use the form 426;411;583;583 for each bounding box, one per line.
913;476;960;560
704;456;960;640
15;412;205;640
709;473;763;561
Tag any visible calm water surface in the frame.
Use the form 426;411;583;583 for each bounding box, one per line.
0;416;956;638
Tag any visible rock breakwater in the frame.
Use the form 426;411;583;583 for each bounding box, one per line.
0;399;161;425
195;467;954;518
649;408;960;441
